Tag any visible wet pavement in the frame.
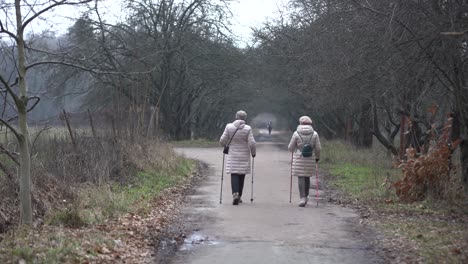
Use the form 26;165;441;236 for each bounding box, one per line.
167;141;384;264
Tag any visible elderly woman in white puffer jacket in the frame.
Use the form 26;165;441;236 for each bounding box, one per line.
220;110;256;205
288;116;321;207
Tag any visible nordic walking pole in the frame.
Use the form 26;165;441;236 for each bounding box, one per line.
289;152;293;203
315;161;319;206
250;157;254;203
220;153;226;204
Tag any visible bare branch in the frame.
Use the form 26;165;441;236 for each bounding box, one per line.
1;96;41;124
0;159;15;181
0;73;20;105
31;124;51;153
440;31;468;36
25;60;161;75
0;116;21;140
22;0;94;30
26;96;40;112
0;20;18;41
0;143;20;165
28;39;94;56
351;0;459;90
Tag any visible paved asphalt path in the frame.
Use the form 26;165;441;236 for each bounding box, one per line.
170;141;384;264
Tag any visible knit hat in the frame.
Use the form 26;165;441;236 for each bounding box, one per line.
299;116;312;125
236;110;247;120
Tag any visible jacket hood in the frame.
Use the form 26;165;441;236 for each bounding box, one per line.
296;125;314;135
233;119;246;129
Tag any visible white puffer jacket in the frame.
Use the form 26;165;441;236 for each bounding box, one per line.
220;120;256;174
288;125;321;177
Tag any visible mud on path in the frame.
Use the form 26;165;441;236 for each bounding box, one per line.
153;142;386;264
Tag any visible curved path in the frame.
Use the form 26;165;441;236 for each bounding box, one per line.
169;141;384;264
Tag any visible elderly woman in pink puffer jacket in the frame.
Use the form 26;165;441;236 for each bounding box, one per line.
288;116;321;207
220;110;256;205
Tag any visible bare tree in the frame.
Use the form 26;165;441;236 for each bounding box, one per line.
252;0;467;195
60;0;246;140
0;0;95;226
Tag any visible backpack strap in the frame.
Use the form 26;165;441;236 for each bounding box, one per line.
298;133;313;145
226;126;240;147
309;132;316;144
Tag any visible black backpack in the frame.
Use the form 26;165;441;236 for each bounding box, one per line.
298;133;314;157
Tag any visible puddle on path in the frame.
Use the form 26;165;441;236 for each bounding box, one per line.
179;232;221;251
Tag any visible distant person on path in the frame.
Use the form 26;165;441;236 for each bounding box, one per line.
220;110;257;205
288;116;321;207
267;121;273;135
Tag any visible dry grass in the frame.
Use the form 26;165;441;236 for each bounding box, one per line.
0;124;191;231
322;140;400;202
0;124;196;262
324;139;468;263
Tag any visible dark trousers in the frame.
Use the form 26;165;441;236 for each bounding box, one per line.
231;174;246;197
298;177;310;198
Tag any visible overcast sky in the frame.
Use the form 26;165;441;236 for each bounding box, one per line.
229;0;287;45
25;0;287;47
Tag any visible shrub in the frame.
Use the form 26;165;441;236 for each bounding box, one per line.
395;118;462;202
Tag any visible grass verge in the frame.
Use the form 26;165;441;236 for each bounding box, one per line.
322;140;467;263
0;155;195;264
323;140;399;202
171;139;219;148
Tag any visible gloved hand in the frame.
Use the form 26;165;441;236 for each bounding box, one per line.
316;159;319;163
252;154;256;158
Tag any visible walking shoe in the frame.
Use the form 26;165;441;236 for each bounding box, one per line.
298;197;306;207
305;196;309;205
233;192;240;205
239;197;243;203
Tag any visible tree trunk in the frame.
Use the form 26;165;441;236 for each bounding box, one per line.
345;117;352;142
15;0;32;225
356;101;373;148
455;82;468;197
147;106;157;138
451;45;468;197
18;124;32;225
399;114;406;159
372;102;398;156
461;136;468;197
458;109;468;197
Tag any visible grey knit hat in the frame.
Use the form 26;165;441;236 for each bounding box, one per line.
299;116;312;125
236;110;247;120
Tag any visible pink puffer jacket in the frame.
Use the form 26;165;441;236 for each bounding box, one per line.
219;120;256;174
288;125;321;177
